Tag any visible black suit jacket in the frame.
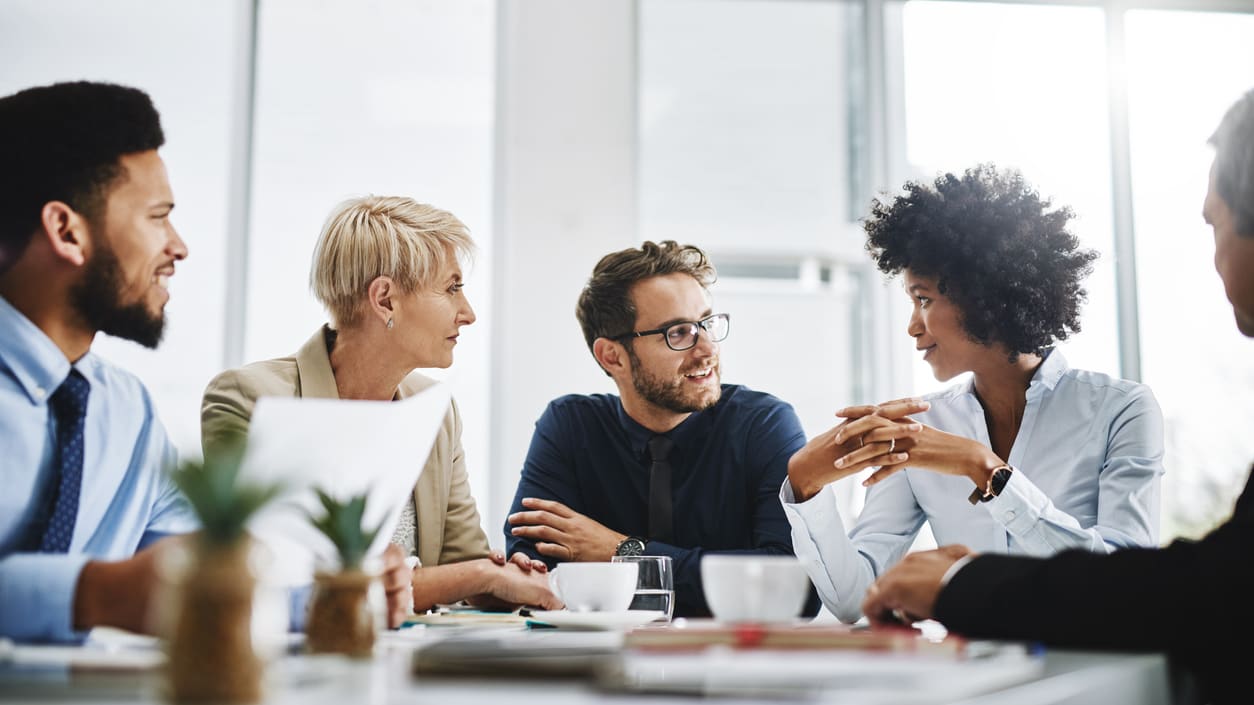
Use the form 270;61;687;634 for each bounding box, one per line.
935;466;1254;704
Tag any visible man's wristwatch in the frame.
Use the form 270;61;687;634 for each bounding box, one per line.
967;464;1014;505
615;536;647;557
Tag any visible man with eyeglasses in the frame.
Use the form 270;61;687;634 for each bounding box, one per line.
505;240;818;618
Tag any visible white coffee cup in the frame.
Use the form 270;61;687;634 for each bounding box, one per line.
700;555;811;623
547;562;639;612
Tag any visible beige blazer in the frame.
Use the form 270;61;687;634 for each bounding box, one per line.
200;326;491;567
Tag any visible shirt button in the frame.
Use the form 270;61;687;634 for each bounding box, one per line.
33;386;45;399
1003;510;1016;522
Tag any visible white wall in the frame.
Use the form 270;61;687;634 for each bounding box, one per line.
0;0;242;456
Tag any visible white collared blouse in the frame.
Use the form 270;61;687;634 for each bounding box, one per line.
782;350;1164;622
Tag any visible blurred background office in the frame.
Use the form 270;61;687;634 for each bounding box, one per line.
3;0;1252;549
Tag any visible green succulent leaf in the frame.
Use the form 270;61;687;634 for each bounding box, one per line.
170;437;282;545
307;488;385;571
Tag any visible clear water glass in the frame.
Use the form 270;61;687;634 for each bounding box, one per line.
611;555;674;622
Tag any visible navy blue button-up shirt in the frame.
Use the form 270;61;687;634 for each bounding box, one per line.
506;384;816;617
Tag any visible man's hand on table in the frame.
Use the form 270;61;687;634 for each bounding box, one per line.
508;497;625;563
73;536;182;634
861;545;974;629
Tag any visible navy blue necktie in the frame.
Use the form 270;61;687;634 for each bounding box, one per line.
647;435;675;543
38;369;90;553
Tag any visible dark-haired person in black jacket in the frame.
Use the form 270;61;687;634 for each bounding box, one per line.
861;87;1254;705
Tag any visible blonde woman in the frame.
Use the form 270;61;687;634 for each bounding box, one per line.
202;196;560;616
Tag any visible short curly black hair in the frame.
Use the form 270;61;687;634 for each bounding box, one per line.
864;165;1098;361
0;81;165;274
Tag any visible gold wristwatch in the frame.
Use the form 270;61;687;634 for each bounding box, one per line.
967;464;1014;505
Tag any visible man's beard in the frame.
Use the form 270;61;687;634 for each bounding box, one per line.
70;239;166;349
626;346;721;414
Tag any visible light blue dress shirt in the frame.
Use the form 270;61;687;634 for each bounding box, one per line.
0;296;196;642
782;350;1164;622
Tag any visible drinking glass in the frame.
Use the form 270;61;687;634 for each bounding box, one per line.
611;555;674;622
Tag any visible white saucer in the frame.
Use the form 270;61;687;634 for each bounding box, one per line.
529;610;666;630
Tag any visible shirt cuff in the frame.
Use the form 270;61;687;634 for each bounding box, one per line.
780;478;800;505
779;479;844;533
940;554;975;587
0;552;93;642
779;476;833;509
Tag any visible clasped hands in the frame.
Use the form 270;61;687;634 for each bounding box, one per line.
787;397;1005;502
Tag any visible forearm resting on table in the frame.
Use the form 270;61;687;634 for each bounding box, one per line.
73;556;157;635
409;560;495;612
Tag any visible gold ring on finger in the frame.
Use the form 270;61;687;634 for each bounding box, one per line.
887;438;896;455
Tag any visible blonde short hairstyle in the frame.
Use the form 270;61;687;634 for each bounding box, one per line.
310;195;475;327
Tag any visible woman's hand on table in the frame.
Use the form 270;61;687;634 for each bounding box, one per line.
381;544;415;629
489;548;549;574
472;558;563;611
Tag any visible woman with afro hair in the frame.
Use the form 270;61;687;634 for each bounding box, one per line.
782;165;1165;623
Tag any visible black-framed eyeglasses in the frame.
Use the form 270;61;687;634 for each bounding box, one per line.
613;313;731;351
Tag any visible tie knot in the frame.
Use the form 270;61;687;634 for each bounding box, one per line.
648;435;673;462
51;369;90;421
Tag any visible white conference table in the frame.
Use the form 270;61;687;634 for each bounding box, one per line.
0;627;1175;705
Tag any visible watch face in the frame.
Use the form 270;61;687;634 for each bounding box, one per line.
990;466;1013;495
616;537;646;556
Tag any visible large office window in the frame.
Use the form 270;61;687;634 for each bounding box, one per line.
896;0;1119;394
6;0;1254;549
1125;9;1254;538
640;0;866;434
0;1;495;503
639;0;870;525
248;0;496;507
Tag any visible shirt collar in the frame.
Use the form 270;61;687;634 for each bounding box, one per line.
614;391;718;459
0;295;75;405
1029;348;1068;394
950;348;1068;402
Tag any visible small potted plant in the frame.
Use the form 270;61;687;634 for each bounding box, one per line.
165;441;282;703
304;489;386;657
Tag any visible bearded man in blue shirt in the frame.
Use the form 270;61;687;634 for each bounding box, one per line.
0;81;198;642
506;240;818;617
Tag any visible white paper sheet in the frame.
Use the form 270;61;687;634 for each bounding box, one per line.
238;383;452;586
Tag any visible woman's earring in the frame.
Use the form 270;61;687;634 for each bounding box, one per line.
386;318;394;330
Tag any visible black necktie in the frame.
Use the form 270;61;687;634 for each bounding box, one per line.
647;435;675;543
38;369;91;553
